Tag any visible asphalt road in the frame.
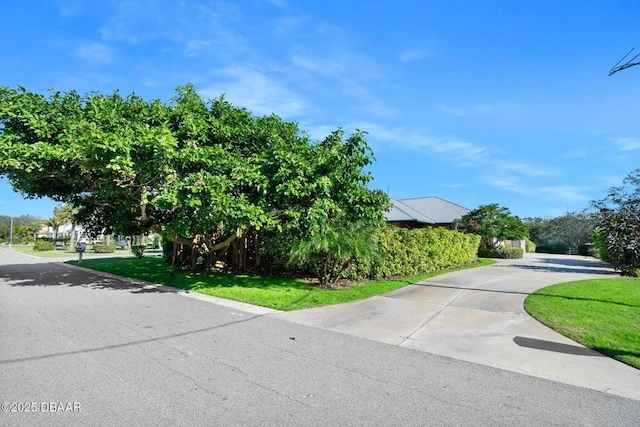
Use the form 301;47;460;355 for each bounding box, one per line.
1;249;639;426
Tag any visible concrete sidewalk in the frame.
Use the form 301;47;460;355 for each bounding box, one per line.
271;253;640;400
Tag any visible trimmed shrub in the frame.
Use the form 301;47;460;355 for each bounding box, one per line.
93;244;116;253
361;226;480;279
577;244;592;256
591;228;612;262
525;238;536;253
131;245;146;258
33;240;55;251
536;242;569;254
478;246;524;259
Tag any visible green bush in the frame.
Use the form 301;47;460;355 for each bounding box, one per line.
162;235;174;263
536;242;570;254
131;245;146;258
577;243;592;256
525;238;536;253
478;246;523;259
289;223;378;287
591;228;612;262
359;226;480;279
93;244;116;253
33;240;55;251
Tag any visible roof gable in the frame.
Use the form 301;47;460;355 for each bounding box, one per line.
385;196;470;225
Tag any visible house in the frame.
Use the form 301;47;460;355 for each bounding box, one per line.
385;196;470;229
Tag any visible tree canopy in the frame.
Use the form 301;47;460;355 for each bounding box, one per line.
0;215;41;244
524;211;597;255
592;169;640;276
454;203;528;250
0;84;389;271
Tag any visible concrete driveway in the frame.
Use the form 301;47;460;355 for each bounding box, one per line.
271;253;640;400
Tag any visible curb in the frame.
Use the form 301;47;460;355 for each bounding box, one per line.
61;261;281;316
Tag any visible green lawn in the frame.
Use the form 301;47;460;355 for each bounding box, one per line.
525;278;640;369
71;257;495;311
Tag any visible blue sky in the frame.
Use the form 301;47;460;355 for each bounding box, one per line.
1;0;640;219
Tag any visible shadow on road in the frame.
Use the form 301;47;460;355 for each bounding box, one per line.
536;257;610;268
0;262;177;294
500;263;614;276
411;281;530;296
513;336;605;357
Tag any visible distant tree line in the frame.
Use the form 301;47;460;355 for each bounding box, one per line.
0;215;41;244
523;211;598;256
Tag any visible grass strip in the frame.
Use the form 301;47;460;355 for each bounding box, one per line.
525;278;640;369
72;257;495;311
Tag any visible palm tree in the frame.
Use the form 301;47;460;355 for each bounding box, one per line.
54;204;77;248
44;217;62;246
290;221;378;287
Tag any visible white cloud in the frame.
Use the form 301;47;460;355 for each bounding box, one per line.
290;50;392;117
439;102;520;118
73;42;115;65
499;161;560;177
267;0;287;8
557;148;588;160
400;40;436;62
595;174;624;187
441;183;467;189
291;54;345;76
341;122;491;163
140;77;159;87
274;16;305;33
611;137;640;151
184;40;212;58
99;0;245;57
400;48;427;62
539;186;590;202
485;176;533;196
200;66;306;118
54;0;86;17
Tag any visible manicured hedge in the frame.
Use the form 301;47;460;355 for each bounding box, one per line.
131;245;146;258
478;247;524;259
93;244;116;253
525;238;536;253
356;226;480;279
33;240;55;251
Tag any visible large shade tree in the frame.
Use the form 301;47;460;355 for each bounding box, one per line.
0;85;388;272
455;203;528;251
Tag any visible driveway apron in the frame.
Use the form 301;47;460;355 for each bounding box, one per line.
271;253;640;400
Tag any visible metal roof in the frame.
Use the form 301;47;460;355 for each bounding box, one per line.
385;199;436;223
384;197;470;224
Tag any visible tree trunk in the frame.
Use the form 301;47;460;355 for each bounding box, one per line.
69;223;76;249
255;229;263;268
